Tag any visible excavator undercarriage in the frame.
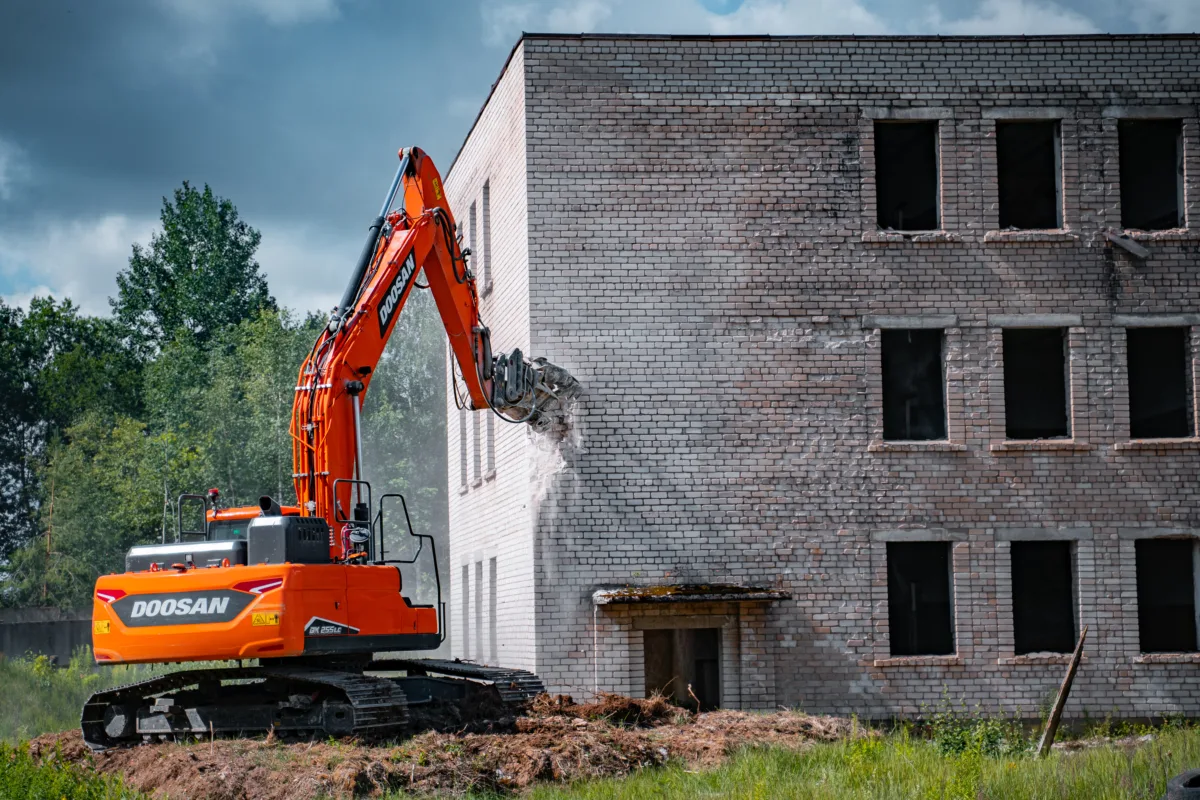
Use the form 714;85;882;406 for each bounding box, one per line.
83;659;544;749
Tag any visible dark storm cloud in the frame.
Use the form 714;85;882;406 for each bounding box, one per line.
0;0;491;230
0;0;504;311
0;0;1186;313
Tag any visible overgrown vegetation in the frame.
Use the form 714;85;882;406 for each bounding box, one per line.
0;651;169;743
0;182;447;610
0;742;144;799
0;743;141;800
520;725;1200;800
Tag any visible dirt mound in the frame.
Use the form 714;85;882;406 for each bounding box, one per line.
30;698;861;799
528;692;683;727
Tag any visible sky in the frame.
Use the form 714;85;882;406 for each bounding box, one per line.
1;0;1198;316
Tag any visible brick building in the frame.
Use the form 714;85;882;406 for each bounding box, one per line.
443;33;1200;719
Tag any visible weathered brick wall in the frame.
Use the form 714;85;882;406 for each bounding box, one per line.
444;43;538;672
508;34;1200;717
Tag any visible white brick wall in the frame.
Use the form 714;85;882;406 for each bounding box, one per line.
450;34;1200;718
445;44;538;671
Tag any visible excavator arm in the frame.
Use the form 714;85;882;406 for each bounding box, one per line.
82;147;568;750
291;147;576;558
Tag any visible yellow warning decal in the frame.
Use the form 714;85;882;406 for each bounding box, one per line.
432;178;443;201
252;613;280;627
93;620;110;634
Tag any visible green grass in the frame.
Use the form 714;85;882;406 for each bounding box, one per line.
0;742;145;799
0;648;241;743
517;727;1200;800
0;650;168;742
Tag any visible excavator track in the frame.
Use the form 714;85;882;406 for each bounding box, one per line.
82;666;409;751
374;658;546;706
82;659;544;751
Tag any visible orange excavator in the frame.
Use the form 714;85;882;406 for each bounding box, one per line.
82;148;577;749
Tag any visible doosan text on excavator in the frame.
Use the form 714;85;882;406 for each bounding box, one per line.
83;148;578;749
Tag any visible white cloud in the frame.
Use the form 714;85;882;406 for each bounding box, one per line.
0;215;156;316
1129;0;1200;31
253;222;358;315
0;214;354;318
154;0;342;65
481;0;888;42
483;2;538;45
709;0;887;34
2;285;57;313
479;0;1119;42
924;0;1099;35
160;0;340;27
0;138;27;202
546;0;614;31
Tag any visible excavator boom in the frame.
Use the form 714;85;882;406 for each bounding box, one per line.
84;148;577;750
294;147;576;559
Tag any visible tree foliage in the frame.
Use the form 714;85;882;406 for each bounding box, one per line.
3;415;205;608
361;289;447;564
112;182;274;353
0;303;40;557
23;297;143;432
0;297;143;559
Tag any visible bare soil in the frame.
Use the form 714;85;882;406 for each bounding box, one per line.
30;694;858;799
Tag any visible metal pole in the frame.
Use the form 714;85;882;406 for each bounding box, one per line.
378;154;409;218
334;155;410;327
352;392;366;507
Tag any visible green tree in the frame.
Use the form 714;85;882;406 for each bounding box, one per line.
361;289;447;579
0;297;144;561
221;310;324;505
0;302;39;557
112;182;275;353
1;414;205;609
22;297;143;434
142;309;323;509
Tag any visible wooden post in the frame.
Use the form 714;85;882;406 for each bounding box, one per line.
1037;625;1088;757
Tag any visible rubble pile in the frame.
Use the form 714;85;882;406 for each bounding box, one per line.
30;693;860;799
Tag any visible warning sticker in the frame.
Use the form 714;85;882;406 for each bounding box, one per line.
252;612;280;627
93;620;110;634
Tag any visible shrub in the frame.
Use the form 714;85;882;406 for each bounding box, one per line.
0;742;142;799
0;648;165;742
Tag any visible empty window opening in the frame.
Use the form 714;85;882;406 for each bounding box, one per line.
1003;328;1070;440
882;329;946;441
485;412;496;477
474;560;484;663
481;180;493;292
1136;538;1198;653
875;122;939;231
643;627;721;711
458;406;468;490
468;200;478;274
1119;119;1184;231
887;542;954;656
1127;327;1193;439
460;564;470;659
471;411;482;483
488;557;498;663
997;121;1061;229
1011;541;1076;654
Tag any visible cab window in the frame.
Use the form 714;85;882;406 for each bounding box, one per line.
208;521;247;541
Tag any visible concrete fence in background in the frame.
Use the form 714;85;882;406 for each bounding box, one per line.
0;607;91;663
